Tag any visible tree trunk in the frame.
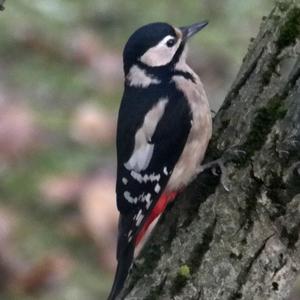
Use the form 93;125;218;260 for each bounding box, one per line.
122;1;300;299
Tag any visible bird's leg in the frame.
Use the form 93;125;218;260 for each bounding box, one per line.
199;148;247;192
210;109;217;118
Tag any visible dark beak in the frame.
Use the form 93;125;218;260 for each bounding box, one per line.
180;21;208;41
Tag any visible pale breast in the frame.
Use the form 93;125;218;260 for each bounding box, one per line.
166;74;212;192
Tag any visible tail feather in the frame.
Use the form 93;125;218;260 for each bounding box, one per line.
107;246;134;300
108;193;177;299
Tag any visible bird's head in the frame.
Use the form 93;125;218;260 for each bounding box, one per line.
123;21;208;75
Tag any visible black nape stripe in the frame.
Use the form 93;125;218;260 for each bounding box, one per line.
133;60;196;85
173;70;196;83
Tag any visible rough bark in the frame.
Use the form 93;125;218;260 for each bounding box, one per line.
120;1;300;300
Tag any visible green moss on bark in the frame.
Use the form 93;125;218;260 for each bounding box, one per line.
170;265;191;296
277;6;300;49
240;96;287;165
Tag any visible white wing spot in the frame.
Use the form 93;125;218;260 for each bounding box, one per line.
130;170;143;183
149;173;161;182
130;170;160;183
122;177;128;185
163;167;168;175
136;212;144;226
136;209;142;219
154;184;161;193
144;193;152;209
124;191;138;204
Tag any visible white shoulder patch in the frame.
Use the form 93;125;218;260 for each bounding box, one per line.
126;65;160;88
125;143;154;171
124;98;168;172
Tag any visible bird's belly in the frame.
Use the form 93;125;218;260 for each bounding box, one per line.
166;76;212;192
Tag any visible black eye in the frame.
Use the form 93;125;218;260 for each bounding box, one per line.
166;39;176;47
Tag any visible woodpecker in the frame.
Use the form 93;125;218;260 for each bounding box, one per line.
108;21;212;300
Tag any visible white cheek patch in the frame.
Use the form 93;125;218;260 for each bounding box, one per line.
124;98;168;172
140;35;181;67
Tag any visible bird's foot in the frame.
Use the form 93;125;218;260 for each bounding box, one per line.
199;147;247;192
222;147;247;164
199;158;230;191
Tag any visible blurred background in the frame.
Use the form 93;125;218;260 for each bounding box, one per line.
0;1;273;299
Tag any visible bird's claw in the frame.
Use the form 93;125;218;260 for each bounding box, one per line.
198;146;248;192
199;158;230;192
222;147;247;164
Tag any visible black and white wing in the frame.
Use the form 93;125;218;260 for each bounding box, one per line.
116;86;192;255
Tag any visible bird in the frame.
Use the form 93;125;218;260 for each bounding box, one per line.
108;21;212;300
